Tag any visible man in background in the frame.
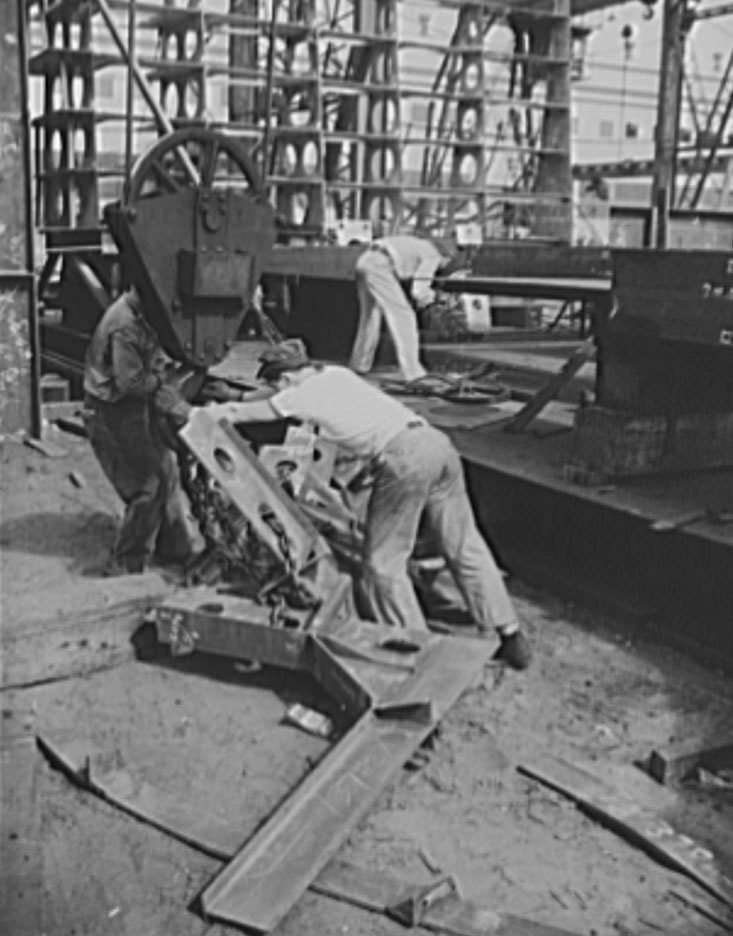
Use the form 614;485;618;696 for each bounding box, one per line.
204;339;531;670
350;234;458;382
83;284;203;575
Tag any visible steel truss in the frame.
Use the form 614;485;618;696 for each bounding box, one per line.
26;0;574;244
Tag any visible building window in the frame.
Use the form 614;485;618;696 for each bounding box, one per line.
409;101;429;124
97;74;116;100
599;119;614;139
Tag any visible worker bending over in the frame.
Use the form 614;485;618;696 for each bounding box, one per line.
351;234;454;383
205;340;531;670
83;285;203;575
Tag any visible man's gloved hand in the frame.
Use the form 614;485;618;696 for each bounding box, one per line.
153;381;192;428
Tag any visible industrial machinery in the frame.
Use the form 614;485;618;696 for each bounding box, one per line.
432;240;733;479
41;122;514;936
105;127;275;367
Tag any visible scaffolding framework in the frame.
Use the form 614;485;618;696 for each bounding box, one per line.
26;0;576;245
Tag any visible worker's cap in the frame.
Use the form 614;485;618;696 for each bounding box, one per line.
256;338;310;381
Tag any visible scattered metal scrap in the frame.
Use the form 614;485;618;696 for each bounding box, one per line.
668;886;733;931
380;362;508;405
36;734;582;936
644;739;733;787
23;434;68;459
519;751;733;909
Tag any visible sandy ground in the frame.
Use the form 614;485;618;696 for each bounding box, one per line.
2;427;733;936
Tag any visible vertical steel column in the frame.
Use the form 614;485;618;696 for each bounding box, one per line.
17;0;41;438
123;0;137;202
532;0;572;241
651;0;688;247
229;0;259;126
0;0;40;437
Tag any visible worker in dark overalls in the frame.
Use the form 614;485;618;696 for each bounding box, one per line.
83;285;203;574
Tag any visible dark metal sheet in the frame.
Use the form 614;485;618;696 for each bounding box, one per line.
201;635;491;932
611;248;733;348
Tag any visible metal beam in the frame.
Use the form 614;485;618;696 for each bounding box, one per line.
201;635;491;933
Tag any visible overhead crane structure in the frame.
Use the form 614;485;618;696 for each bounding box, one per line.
573;0;733;228
25;0;581;246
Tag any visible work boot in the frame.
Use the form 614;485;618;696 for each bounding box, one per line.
492;629;532;670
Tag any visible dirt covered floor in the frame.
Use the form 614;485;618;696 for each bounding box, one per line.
1;427;733;936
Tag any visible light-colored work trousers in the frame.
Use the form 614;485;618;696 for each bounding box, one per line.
350;249;427;382
361;423;518;634
84;396;203;571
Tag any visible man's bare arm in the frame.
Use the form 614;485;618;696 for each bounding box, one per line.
203;397;280;423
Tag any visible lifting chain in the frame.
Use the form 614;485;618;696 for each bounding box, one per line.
180;453;320;626
259;506;320;624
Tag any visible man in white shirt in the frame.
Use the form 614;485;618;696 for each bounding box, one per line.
203;340;531;670
350;235;454;383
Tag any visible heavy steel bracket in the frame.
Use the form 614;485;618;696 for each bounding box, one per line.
152;584;492;932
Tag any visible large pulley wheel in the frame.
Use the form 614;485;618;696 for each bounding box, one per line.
127;126;265;202
106;126;275;367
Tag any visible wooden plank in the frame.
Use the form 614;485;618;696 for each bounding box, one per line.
34;734;579;936
1;580;170;690
503;341;594;434
202;635;492;933
519;752;733;908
